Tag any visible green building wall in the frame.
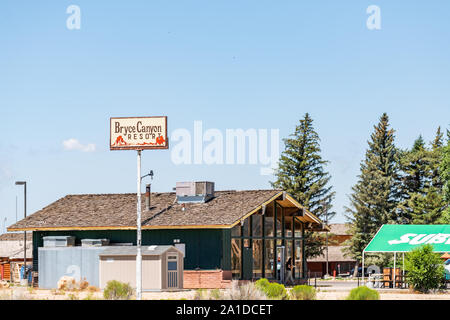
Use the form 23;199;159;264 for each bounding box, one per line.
33;229;232;273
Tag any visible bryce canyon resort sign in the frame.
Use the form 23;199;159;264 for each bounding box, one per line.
110;116;168;150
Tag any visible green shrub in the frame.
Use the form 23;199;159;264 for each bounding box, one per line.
209;289;223;300
404;244;445;293
255;278;270;291
263;283;288;300
290;285;316;300
103;280;134;300
346;286;379;300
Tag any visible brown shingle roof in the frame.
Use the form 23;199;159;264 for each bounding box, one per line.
8;190;282;231
308;246;355;262
0;233;32;241
328;223;352;236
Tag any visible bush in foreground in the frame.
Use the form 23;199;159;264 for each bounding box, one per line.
405;244;445;293
346;286;379;300
103;280;134;300
255;278;270;291
262;282;288;300
227;281;267;300
290;285;316;300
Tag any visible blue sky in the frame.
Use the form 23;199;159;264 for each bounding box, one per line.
1;1;449;228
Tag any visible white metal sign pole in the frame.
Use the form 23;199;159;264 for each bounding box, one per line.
136;150;142;300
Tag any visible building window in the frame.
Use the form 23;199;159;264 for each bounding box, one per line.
243;218;250;237
285;239;294;277
252;240;263;278
264;204;274;237
276;206;282;237
231;225;241;237
295;239;303;279
264;240;275;279
231;239;241;280
284;216;293;238
252;213;262;237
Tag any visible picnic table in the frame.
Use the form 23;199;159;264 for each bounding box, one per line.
368;273;408;289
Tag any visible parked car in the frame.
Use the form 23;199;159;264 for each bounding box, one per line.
350;267;369;277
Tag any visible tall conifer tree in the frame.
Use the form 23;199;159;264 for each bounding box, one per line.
397;128;446;224
345;113;400;270
272;113;335;258
440;134;450;223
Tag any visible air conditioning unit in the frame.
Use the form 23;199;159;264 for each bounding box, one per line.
176;181;215;203
81;239;110;247
43;236;75;248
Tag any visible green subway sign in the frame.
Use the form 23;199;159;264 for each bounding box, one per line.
364;224;450;253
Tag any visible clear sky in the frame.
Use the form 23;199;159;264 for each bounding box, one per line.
1;1;449;229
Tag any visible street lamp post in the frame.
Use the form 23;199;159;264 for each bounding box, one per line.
323;202;330;278
15;181;27;285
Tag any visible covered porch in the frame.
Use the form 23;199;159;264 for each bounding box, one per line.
229;192;328;283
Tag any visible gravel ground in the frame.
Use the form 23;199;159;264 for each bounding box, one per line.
1;284;449;300
317;290;450;300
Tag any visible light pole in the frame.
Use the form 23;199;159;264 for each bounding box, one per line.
323;202;330;278
15;181;27;285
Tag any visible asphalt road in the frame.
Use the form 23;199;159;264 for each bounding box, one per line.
311;280;361;291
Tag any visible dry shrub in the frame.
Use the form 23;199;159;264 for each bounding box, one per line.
79;278;89;291
0;281;10;289
67;293;79;300
225;281;267;300
194;289;224;300
87;286;100;293
57;276;93;292
57;276;76;291
51;288;65;296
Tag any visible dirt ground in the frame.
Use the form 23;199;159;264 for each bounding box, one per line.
316;290;450;300
1;282;449;300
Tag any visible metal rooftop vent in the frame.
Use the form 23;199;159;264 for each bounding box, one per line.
81;239;110;247
43;236;75;248
176;181;215;203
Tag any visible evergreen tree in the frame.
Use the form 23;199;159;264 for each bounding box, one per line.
440;136;450;223
272;113;335;258
345;113;401;270
397;128;446;224
430;127;444;188
396;136;429;223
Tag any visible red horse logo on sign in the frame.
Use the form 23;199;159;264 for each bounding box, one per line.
113;136;128;146
110;117;168;150
156;135;165;145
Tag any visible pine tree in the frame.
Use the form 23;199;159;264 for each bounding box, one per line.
396;136;429;223
271;113;335;259
430;127;444;188
345;113;401;270
440;135;450;223
397;128;446;224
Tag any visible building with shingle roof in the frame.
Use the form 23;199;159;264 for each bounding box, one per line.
0;233;32;282
8;185;328;288
307;223;356;277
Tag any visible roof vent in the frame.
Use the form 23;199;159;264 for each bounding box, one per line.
81;239;110;247
176;181;215;203
43;236;75;248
